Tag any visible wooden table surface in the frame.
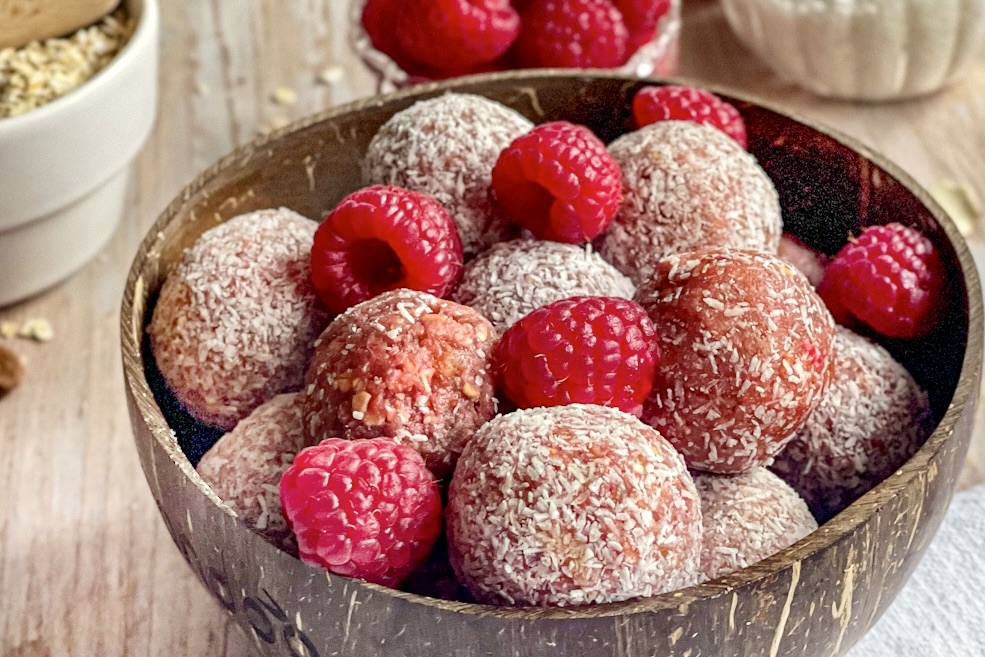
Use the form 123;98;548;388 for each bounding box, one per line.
2;1;984;655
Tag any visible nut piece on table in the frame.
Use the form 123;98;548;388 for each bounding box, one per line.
0;343;24;398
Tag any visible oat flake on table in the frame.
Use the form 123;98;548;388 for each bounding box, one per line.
0;8;134;119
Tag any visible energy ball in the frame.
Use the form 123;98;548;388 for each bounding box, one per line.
303;288;497;479
596;120;783;285
778;232;827;287
637;248;836;474
363;93;534;258
451;239;635;333
148;208;330;430
446;404;703;607
770;326;934;522
196;393;306;554
694;468;817;582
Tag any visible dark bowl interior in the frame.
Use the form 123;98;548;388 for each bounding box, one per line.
121;70;982;657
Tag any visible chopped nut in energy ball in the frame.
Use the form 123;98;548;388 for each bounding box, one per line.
0;8;134;119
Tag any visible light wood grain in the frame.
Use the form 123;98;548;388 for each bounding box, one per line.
1;1;983;655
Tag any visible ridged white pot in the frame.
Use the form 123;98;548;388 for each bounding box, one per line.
721;0;985;101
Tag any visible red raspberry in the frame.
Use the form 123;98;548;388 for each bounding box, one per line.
361;0;443;77
514;0;630;69
817;223;945;339
613;0;671;51
395;0;520;74
279;437;443;587
310;185;464;315
491;121;622;243
632;85;748;149
361;0;401;59
493;296;660;416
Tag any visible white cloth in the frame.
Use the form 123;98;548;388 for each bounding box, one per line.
849;484;985;657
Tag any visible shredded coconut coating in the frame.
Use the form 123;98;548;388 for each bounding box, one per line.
770;326;934;521
196;393;305;554
595;121;783;285
446;404;703;607
450;239;636;332
149;208;330;430
636;248;836;474
694;468;817;582
362;93;534;258
303;288;497;479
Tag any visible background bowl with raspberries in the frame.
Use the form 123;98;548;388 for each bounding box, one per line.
349;0;681;92
122;71;982;657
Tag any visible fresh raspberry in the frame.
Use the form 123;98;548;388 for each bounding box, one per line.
493;296;659;416
613;0;671;51
395;0;520;74
361;0;440;77
279;437;443;587
310;185;464;315
632;85;748;149
514;0;630;69
491;121;622;243
817;222;945;339
361;0;402;59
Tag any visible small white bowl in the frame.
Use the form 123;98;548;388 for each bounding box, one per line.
721;0;985;101
0;0;159;307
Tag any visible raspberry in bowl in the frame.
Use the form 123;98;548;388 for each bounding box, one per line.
123;72;981;657
349;0;681;92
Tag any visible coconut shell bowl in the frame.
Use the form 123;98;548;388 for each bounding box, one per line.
121;71;983;657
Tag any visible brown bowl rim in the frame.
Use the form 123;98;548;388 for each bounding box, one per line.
121;68;984;621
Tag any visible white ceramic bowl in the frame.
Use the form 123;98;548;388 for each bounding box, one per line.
721;0;985;101
0;0;159;307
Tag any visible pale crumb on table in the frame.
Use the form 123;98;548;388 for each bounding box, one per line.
17;318;54;342
317;65;344;85
0;321;16;339
0;343;24;397
256;115;290;136
931;180;983;237
271;87;297;106
196;81;210;95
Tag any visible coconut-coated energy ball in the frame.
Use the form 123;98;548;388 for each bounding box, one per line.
778;232;827;287
693;468;817;582
363;93;534;258
148;208;330;430
636;248;836;474
446;404;703;607
303;288;497;479
770;326;934;522
196;393;305;553
596;120;783;285
450;239;635;333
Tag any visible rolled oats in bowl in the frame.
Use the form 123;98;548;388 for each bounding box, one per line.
0;8;134;119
